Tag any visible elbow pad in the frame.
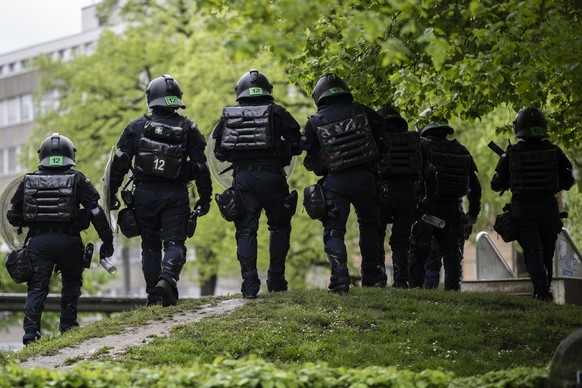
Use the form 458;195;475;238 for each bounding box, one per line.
90;206;114;244
191;161;209;179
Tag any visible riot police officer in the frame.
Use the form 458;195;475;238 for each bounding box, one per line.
212;69;301;299
107;74;212;307
6;133;114;345
491;106;574;301
409;109;481;291
301;74;389;295
376;105;422;289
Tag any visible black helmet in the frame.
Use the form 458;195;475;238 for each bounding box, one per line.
415;106;454;136
146;74;186;109
377;104;408;131
38;133;76;168
312;74;352;106
513;106;548;138
235;69;273;101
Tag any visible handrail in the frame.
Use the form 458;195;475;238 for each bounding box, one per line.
0;293;146;313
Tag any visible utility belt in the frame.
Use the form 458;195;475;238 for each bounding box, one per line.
134;179;187;190
28;227;79;237
235;164;284;175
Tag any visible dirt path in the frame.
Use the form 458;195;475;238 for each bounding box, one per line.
18;298;247;370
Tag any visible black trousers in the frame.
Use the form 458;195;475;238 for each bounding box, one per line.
512;196;561;297
25;233;83;334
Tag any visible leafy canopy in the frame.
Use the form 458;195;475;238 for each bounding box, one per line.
198;0;582;147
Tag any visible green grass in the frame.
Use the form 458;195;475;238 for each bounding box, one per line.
4;287;581;379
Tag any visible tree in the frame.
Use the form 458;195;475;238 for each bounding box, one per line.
198;0;582;148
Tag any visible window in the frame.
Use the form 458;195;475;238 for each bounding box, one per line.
7;147;17;173
6;97;19;124
0;146;25;177
0;100;5;126
20;94;33;122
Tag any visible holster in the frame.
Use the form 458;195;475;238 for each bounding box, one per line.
303;183;327;220
493;203;518;242
215;187;246;222
410;220;433;248
5;243;32;284
118;187;140;238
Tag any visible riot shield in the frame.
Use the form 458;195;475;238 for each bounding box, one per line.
102;146;117;229
206;135;296;190
549;328;582;387
0;174;27;251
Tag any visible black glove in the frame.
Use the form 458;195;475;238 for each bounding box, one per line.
109;194;121;211
195;199;211;216
100;241;114;258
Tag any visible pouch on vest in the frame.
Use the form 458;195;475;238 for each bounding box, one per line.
303;184;327;220
493;203;518;243
215;187;246;222
5;238;32;284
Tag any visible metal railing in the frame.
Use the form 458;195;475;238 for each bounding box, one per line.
0;293;146;312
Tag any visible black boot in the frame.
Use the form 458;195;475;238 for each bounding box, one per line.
391;244;410;288
157;243;185;307
267;253;288;292
238;253;260;299
326;249;350;295
23;329;41;345
156;277;178;307
23;312;41;345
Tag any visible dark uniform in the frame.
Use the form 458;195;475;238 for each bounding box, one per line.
409;115;481;291
301;74;389;295
491;106;574;301
376;105;422;289
7;133;114;345
212;69;301;299
108;75;212;307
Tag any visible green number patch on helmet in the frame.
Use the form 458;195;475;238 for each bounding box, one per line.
249;87;263;95
49;156;63;166
328;87;345;94
531;126;545;136
165;96;180;106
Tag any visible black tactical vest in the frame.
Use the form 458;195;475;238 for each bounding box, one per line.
23;173;77;222
136;120;188;179
221;104;274;150
509;148;559;195
381;131;422;177
316;113;378;172
425;139;472;198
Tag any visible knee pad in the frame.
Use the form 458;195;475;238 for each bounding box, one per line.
235;228;257;240
323;228;345;243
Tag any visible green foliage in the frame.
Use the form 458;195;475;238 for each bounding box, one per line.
199;0;582;149
0;358;548;387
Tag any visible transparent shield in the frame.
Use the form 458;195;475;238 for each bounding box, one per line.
102;146;117;229
0;175;27;251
